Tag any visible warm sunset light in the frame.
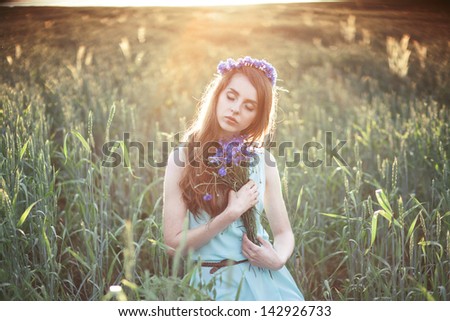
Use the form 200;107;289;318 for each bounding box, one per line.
4;0;337;6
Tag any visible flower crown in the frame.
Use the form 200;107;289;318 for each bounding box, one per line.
217;56;277;86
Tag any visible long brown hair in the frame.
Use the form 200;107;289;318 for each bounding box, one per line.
179;65;278;218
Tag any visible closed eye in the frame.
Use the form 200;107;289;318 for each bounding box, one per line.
226;93;236;101
245;103;255;111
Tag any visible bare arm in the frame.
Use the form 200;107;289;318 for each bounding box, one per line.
263;152;295;265
163;148;259;256
241;151;295;270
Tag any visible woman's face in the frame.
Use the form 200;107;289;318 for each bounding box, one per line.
216;73;258;138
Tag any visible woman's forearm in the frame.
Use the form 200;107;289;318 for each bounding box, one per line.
166;208;235;256
272;230;295;265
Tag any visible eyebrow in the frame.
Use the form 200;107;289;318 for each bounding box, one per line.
228;88;257;106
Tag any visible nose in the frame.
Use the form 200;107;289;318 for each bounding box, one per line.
230;103;239;114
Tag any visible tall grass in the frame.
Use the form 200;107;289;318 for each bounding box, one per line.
1;4;449;300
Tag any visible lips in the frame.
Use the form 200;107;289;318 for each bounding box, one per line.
224;116;238;125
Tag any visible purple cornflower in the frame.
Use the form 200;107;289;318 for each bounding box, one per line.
218;166;227;177
203;193;213;201
217;56;277;86
233;155;243;166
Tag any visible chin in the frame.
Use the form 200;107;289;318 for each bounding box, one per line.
219;126;240;137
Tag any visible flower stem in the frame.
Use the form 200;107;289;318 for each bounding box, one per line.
242;208;260;245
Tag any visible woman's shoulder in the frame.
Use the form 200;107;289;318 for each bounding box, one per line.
167;145;188;170
258;148;276;167
261;149;280;184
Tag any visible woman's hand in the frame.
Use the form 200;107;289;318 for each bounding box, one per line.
226;179;259;221
241;234;284;270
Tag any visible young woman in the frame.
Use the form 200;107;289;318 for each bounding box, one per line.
163;57;304;300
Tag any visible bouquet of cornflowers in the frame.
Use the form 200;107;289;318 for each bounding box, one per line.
202;135;260;245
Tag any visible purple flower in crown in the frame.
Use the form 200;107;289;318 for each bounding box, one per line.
217;58;234;74
217;62;227;74
216;56;277;86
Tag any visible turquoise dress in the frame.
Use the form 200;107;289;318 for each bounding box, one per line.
189;152;304;301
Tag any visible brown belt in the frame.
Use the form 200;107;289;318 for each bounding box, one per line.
200;259;249;274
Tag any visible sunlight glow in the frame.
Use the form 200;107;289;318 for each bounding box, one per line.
5;0;336;7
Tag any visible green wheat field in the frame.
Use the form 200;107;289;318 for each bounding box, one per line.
0;2;449;300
